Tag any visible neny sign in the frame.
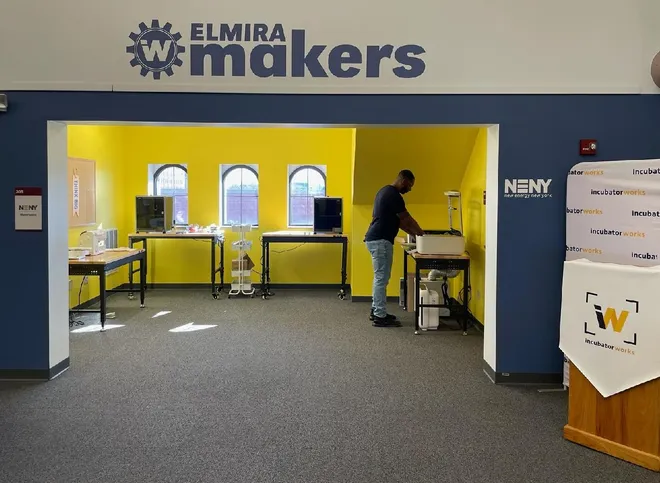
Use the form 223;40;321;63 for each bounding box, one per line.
14;187;43;231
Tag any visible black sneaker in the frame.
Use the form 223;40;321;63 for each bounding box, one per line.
372;316;402;328
369;310;397;322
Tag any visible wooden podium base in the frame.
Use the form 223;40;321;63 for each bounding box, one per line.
564;363;660;471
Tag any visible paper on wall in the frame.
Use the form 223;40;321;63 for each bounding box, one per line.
72;174;80;216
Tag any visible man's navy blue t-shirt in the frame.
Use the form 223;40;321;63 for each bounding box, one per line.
364;185;406;244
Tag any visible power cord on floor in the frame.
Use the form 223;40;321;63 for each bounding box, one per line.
255;243;307;292
441;280;450;306
456;285;482;332
78;276;88;307
458;285;471;305
69;276;89;327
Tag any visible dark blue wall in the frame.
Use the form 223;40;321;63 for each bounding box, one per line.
2;92;660;375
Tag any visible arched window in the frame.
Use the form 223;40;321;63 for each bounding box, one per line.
150;163;188;225
221;165;259;226
288;165;327;226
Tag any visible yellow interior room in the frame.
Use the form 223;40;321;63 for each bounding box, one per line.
67;124;488;325
351;127;487;323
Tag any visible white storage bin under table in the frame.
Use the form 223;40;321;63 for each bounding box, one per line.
402;249;471;336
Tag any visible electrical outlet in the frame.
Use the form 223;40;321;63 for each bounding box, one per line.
82;277;88;285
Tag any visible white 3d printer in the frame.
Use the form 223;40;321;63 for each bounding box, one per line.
415;191;465;255
79;228;107;255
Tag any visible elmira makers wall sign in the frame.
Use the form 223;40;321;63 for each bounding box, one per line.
3;0;660;93
127;20;426;80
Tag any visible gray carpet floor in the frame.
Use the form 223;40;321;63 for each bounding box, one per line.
0;289;656;483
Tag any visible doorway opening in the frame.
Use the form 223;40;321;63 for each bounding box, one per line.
46;122;499;372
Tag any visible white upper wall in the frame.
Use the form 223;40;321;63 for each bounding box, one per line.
2;0;660;94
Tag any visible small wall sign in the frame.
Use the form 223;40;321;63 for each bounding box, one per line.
15;187;43;231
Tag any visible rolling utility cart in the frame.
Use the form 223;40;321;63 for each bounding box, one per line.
402;190;471;335
228;224;256;298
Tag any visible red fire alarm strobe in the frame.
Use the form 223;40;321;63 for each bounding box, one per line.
580;139;597;155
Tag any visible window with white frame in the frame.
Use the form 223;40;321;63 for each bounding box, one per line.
220;164;259;226
148;163;188;224
288;165;327;227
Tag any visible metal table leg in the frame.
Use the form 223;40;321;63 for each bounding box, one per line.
128;238;134;299
462;265;470;335
143;239;149;291
99;272;107;331
261;239;273;300
211;238;218;299
261;239;268;299
403;250;408;311
265;242;272;297
139;254;146;309
220;241;225;293
339;239;347;299
414;262;420;335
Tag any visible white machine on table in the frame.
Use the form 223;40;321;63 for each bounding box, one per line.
415;191;465;256
412;190;466;329
68;248;90;260
69;227;109;259
79;229;107;255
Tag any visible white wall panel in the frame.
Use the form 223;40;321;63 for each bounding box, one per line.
0;0;656;94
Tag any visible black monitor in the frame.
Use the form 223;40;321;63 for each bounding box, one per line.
135;196;174;233
313;197;343;234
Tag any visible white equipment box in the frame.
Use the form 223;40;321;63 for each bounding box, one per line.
418;285;440;330
79;229;107;255
68;248;90;260
416;234;465;255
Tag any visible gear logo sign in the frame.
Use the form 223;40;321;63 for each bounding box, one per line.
126;20;185;79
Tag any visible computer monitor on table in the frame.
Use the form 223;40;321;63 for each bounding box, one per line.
135;195;174;233
313;197;343;234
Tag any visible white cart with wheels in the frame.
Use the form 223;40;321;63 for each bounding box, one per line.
228;224;255;298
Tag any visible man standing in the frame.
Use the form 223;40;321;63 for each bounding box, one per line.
364;170;424;327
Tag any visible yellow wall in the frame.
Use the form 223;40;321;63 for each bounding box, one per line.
458;128;488;322
351;127;480;298
67;125;127;307
67;124;488;321
119;126;355;285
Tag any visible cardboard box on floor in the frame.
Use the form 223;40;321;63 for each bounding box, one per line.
232;253;255;271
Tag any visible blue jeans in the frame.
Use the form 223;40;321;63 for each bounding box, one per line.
365;240;394;318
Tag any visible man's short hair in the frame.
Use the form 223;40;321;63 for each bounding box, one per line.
398;169;415;181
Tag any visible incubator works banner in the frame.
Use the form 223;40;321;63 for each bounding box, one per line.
566;158;660;266
559;259;660;397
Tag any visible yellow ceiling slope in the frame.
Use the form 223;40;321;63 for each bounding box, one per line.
352;127;480;205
